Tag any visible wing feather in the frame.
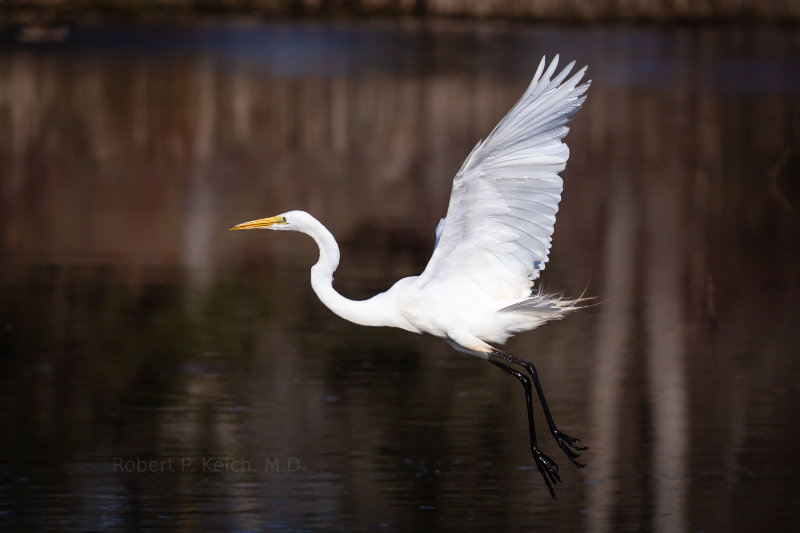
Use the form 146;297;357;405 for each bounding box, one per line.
417;56;589;304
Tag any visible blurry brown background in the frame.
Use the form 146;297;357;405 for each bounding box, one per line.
2;0;800;21
1;16;799;533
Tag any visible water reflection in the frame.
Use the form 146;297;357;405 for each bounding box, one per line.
1;21;799;532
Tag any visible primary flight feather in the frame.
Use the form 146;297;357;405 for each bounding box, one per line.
232;55;590;499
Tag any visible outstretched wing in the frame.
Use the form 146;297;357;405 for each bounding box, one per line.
417;55;589;304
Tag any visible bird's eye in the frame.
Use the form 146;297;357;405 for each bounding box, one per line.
280;217;287;223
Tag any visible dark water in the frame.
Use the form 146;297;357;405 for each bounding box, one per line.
1;20;799;532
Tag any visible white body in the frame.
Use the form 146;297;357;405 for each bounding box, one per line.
303;212;575;356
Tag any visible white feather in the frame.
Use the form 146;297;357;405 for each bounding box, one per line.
417;56;590;308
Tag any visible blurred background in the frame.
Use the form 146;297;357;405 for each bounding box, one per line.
1;2;799;532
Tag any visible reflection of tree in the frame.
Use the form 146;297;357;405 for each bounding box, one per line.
183;56;217;298
586;99;637;530
642;71;688;533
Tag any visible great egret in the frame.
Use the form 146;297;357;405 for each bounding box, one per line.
232;55;590;498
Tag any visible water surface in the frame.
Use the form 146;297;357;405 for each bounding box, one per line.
1;20;799;532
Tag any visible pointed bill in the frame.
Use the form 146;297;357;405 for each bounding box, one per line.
230;216;287;230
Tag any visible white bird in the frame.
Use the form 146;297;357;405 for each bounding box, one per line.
232;55;590;498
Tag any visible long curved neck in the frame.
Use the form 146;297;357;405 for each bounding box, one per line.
304;217;392;328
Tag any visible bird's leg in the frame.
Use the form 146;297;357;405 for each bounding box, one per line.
487;357;560;499
491;348;588;467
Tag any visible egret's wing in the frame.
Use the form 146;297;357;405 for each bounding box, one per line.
433;218;446;249
418;56;589;303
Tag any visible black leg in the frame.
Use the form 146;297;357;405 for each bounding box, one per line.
492;348;588;467
487;356;560;499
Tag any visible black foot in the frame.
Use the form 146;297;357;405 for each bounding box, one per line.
532;448;561;499
553;429;588;468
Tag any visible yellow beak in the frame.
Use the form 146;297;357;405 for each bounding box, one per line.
230;216;287;230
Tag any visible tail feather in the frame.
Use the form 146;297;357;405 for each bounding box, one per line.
499;286;594;318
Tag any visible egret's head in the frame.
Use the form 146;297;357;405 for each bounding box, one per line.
230;210;314;232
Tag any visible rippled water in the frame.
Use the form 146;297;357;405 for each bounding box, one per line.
1;20;799;532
